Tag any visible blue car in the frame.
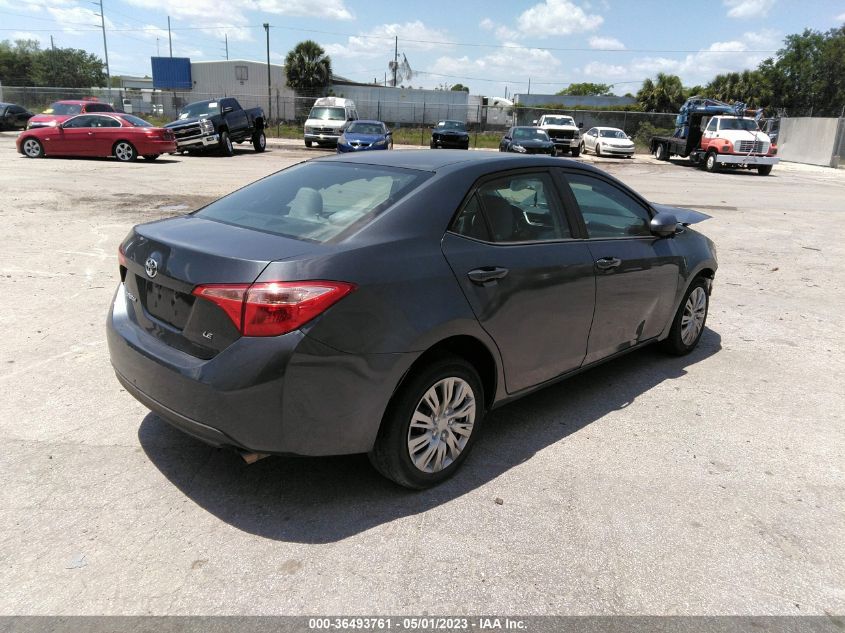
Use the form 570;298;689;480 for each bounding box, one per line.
337;120;393;153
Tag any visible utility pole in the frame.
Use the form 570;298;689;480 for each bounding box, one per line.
224;34;229;60
393;36;398;87
527;77;531;94
96;0;111;98
263;23;271;121
156;37;160;57
49;35;56;86
167;16;172;57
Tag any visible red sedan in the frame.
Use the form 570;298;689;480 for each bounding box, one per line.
17;113;177;162
27;99;116;129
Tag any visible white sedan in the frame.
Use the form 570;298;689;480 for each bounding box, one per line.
581;127;635;158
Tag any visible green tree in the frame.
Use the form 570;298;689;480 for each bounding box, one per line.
704;70;771;108
450;83;470;92
636;73;685;112
284;40;332;91
0;39;105;87
556;82;613;96
0;39;39;86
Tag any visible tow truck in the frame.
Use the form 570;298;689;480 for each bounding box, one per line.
650;97;778;175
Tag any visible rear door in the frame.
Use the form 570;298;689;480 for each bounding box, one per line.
556;169;681;364
88;115;123;155
442;169;595;394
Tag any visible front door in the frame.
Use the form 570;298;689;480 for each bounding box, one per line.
557;170;682;365
442;170;596;394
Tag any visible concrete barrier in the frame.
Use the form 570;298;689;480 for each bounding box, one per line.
778;117;843;167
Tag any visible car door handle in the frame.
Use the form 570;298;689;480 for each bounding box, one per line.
468;267;509;284
595;257;621;270
87;132;94;136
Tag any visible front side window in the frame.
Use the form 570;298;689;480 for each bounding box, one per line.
705;118;718;132
452;172;569;243
63;115;97;128
90;116;121;128
196;163;430;243
564;173;651;239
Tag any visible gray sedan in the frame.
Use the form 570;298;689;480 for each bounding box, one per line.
108;151;717;488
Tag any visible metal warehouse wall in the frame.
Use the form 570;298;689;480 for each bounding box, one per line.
189;60;294;115
514;94;637;108
778;117;844;168
328;85;471;124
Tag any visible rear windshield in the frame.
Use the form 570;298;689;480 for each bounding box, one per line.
196;162;430;243
121;114;153;127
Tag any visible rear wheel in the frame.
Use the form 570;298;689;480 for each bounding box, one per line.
22;137;44;158
757;165;773;176
705;150;720;173
220;131;234;156
369;354;485;489
654;142;667;161
142;154;159;161
113;141;137;162
661;277;709;355
252;130;266;152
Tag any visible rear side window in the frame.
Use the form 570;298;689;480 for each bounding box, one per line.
452;172;570;243
196;162;430;243
85;103;113;113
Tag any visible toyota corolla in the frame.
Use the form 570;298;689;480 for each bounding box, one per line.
108;151;717;488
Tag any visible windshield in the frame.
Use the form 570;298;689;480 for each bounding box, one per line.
513;128;549;141
437;121;466;131
179;101;220;119
309;107;346;121
44;103;81;115
600;130;628;139
196;163;430;243
719;118;760;132
121;114;153;127
346;122;384;135
544;116;575;126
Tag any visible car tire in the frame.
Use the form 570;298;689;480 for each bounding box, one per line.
142;154;159;161
660;277;709;356
305;140;312;148
220;131;234;157
705;150;719;173
654;143;668;161
368;354;485;489
570;144;581;158
252;130;266;152
21;137;44;158
580;142;587;155
550;146;557;157
430;141;436;149
113;140;137;162
757;165;773;176
596;143;602;157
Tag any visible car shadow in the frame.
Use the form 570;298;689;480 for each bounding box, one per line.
138;328;721;543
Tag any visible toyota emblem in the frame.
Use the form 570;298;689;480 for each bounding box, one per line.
144;257;158;278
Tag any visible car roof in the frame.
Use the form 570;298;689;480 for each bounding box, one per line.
52;100;102;105
350;119;385;125
595;127;625;131
315;149;606;174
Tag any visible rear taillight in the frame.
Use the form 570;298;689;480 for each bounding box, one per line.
192;281;356;337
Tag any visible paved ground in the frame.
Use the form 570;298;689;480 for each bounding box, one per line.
0;132;843;615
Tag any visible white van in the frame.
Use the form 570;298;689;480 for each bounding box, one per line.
304;97;358;147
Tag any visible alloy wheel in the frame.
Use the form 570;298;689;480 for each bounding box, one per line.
681;286;707;345
23;139;41;157
407;377;476;474
114;142;135;161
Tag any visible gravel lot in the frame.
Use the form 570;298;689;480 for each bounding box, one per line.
0;132;843;615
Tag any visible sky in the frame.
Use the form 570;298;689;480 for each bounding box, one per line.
2;0;845;96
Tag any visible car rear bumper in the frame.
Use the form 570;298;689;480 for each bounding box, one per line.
432;138;470;149
141;139;178;154
107;283;412;456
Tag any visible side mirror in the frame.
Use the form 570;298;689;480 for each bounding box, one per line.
578;122;584;128
532;119;538;125
222;106;233;114
650;212;679;237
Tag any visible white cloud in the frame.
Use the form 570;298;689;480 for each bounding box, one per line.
479;18;495;30
583;61;628;78
256;0;353;20
723;0;776;19
8;31;50;47
324;21;453;59
588;36;625;50
836;11;845;22
425;44;561;90
516;0;603;37
46;5;115;34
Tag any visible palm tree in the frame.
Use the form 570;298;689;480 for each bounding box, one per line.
284;40;332;92
637;73;685;112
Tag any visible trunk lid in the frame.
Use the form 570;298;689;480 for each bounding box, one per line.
120;216;320;357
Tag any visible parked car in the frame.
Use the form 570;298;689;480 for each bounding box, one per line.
304;97;358;148
534;114;582;156
336;120;393;153
430;120;470;149
0;102;33;130
165;98;266;156
108;151;717;488
499;126;556;155
17;113;176;161
581;127;635;158
27;100;116;129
